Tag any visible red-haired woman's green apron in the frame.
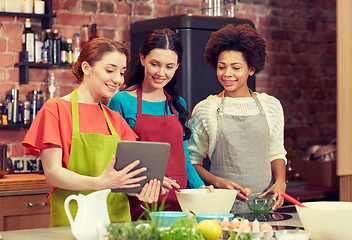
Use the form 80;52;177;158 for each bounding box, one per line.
48;89;130;227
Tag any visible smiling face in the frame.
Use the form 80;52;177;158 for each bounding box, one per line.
217;50;255;98
82;51;127;101
140;48;179;92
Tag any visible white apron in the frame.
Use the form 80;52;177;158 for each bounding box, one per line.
210;91;273;213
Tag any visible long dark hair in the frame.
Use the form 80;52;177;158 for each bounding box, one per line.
124;28;191;140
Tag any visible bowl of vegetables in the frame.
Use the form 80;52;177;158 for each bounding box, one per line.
175;189;237;214
149;211;188;227
296;201;352;240
195;212;234;223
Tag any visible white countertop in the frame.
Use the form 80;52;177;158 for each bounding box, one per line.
0;208;302;240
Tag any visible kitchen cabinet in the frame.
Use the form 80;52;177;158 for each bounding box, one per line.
0;174;51;230
0;193;50;231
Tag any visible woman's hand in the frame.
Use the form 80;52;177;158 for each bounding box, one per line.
259;181;287;211
160;177;180;195
135;179;161;203
98;155;147;190
199;185;215;192
214;177;249;202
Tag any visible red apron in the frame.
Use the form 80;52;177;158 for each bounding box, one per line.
128;87;187;220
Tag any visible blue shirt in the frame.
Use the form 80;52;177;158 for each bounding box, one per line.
108;91;204;189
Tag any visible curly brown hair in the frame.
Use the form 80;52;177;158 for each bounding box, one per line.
204;24;266;73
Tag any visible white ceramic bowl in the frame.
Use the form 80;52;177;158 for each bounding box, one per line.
175;189;237;214
296;201;352;240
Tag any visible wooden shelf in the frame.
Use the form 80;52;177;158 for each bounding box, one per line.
0;124;30;129
0;0;54;29
15;61;71;68
0;12;55;18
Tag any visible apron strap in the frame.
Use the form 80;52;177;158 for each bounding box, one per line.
100;103;120;143
250;90;265;114
71;88;119;142
164;90;177;115
137;87;143;115
137;87;176;115
71;89;80;134
217;89;265;115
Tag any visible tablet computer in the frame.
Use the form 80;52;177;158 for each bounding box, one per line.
111;140;170;194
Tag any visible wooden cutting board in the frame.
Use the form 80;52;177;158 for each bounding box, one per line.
0;174;50;191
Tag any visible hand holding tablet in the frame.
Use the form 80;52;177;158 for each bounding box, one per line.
111;141;170;194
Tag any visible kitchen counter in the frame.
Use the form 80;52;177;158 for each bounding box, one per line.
0;174;51;231
0;210;302;240
0;173;51;194
0;226;75;240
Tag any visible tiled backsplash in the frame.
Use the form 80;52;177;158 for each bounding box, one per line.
11;156;43;174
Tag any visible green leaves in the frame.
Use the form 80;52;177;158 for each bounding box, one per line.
106;217;204;240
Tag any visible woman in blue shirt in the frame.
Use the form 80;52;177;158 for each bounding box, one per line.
108;28;212;220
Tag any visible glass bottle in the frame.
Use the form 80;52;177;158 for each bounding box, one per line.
52;29;61;64
89;23;98;40
23;100;31;125
72;33;80;63
34;34;43;63
5;94;12;123
11;89;19;124
80;24;89;49
60;36;67;63
44;29;53;64
67;38;73;64
41;45;48;64
22;18;35;63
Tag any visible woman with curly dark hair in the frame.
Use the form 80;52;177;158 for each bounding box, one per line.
188;24;287;213
108;28;212;220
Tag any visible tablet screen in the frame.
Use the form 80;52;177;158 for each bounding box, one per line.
111;140;170;194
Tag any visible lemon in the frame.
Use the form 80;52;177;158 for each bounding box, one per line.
196;220;222;240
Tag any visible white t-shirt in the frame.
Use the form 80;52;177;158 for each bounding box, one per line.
188;92;287;165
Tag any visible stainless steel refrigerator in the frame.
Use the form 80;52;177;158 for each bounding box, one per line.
130;14;255;112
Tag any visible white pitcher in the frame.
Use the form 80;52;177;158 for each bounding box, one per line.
64;189;111;240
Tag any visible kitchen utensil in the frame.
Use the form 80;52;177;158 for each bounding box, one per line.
296;201;352;240
280;192;307;208
64;189;111;240
175;189;237;214
140;204;150;214
189;209;197;216
247;193;275;212
148;211;188;227
195;212;234;223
